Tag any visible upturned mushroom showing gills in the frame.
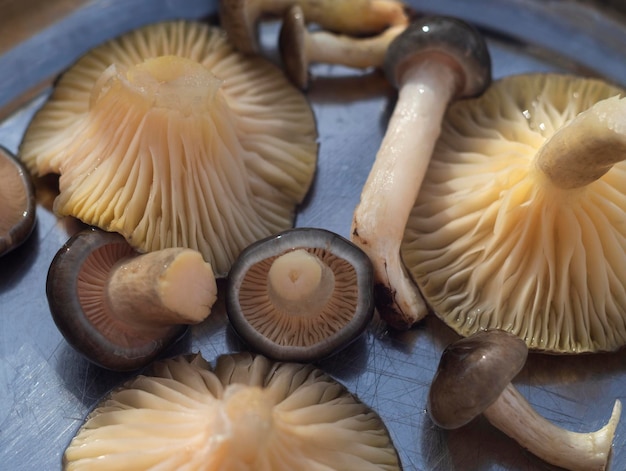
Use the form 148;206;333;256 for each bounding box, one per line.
279;4;406;90
63;352;401;470
226;228;375;362
19;21;318;277
351;16;492;330
47;228;218;371
428;330;622;471
402;73;626;353
219;0;409;54
0;146;36;257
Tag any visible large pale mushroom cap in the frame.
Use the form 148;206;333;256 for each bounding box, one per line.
19;21;318;276
402;73;626;353
63;352;401;470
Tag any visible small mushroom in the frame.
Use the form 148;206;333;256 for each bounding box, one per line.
226;227;375;362
63;352;401;470
428;330;622;471
220;0;409;54
402;73;626;352
19;21;318;276
47;228;217;371
350;16;492;329
279;5;406;89
0;145;36;257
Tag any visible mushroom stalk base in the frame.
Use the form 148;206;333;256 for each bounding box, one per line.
351;60;458;329
535;95;626;189
483;383;622;471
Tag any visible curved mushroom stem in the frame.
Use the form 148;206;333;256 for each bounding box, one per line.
280;4;405;90
484;383;622;471
535;95;626;189
220;0;409;54
351;60;459;329
107;247;218;329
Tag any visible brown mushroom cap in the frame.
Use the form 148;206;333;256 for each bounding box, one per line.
428;329;528;429
402;73;626;353
19;21;318;276
63;352;401;470
226;228;375;362
0;146;36;256
47;228;217;371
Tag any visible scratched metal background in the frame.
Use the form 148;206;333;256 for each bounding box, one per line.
1;1;626;469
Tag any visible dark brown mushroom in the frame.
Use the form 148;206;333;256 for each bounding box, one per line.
47;227;217;371
428;330;622;471
351;16;492;330
226;227;374;362
0;146;36;256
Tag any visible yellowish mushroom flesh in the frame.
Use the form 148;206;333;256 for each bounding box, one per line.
402;74;626;353
19;21;318;276
63;353;400;470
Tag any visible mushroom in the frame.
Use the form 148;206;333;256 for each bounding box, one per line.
279;5;406;89
428;329;622;471
219;0;409;54
226;227;375;362
47;227;217;371
402;73;626;352
350;16;492;330
0;145;36;257
19;21;318;277
63;351;401;470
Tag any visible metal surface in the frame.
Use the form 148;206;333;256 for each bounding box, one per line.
1;1;626;469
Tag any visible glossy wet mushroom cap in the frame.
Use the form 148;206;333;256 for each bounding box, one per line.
428;329;528;429
63;352;401;470
0;146;36;256
384;16;491;98
47;228;217;371
226;228;375;362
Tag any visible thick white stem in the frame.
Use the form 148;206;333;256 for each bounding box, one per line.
305;25;405;69
484;383;622;471
535;95;626;189
351;60;458;328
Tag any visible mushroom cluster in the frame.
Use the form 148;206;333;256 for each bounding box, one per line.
402;73;626;352
428;330;622;471
0;146;36;257
19;20;318;276
63;352;401;470
47;228;218;371
226;228;374;361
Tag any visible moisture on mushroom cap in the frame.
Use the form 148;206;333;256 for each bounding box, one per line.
63;352;401;470
226;228;375;362
19;21;318;276
402;73;626;353
47;228;217;371
0;146;36;257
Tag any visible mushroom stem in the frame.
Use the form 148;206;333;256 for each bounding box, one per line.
352;59;459;328
535;95;626;189
107;247;217;328
484;384;622;471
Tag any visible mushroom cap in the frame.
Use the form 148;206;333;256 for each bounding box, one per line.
226;228;375;362
402;73;626;353
47;228;188;371
279;5;309;90
384;16;491;98
0;146;36;256
19;21;318;276
428;329;528;429
63;352;401;470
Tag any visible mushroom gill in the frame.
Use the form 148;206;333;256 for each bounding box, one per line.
63;352;401;470
402;73;626;353
19;21;318;276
